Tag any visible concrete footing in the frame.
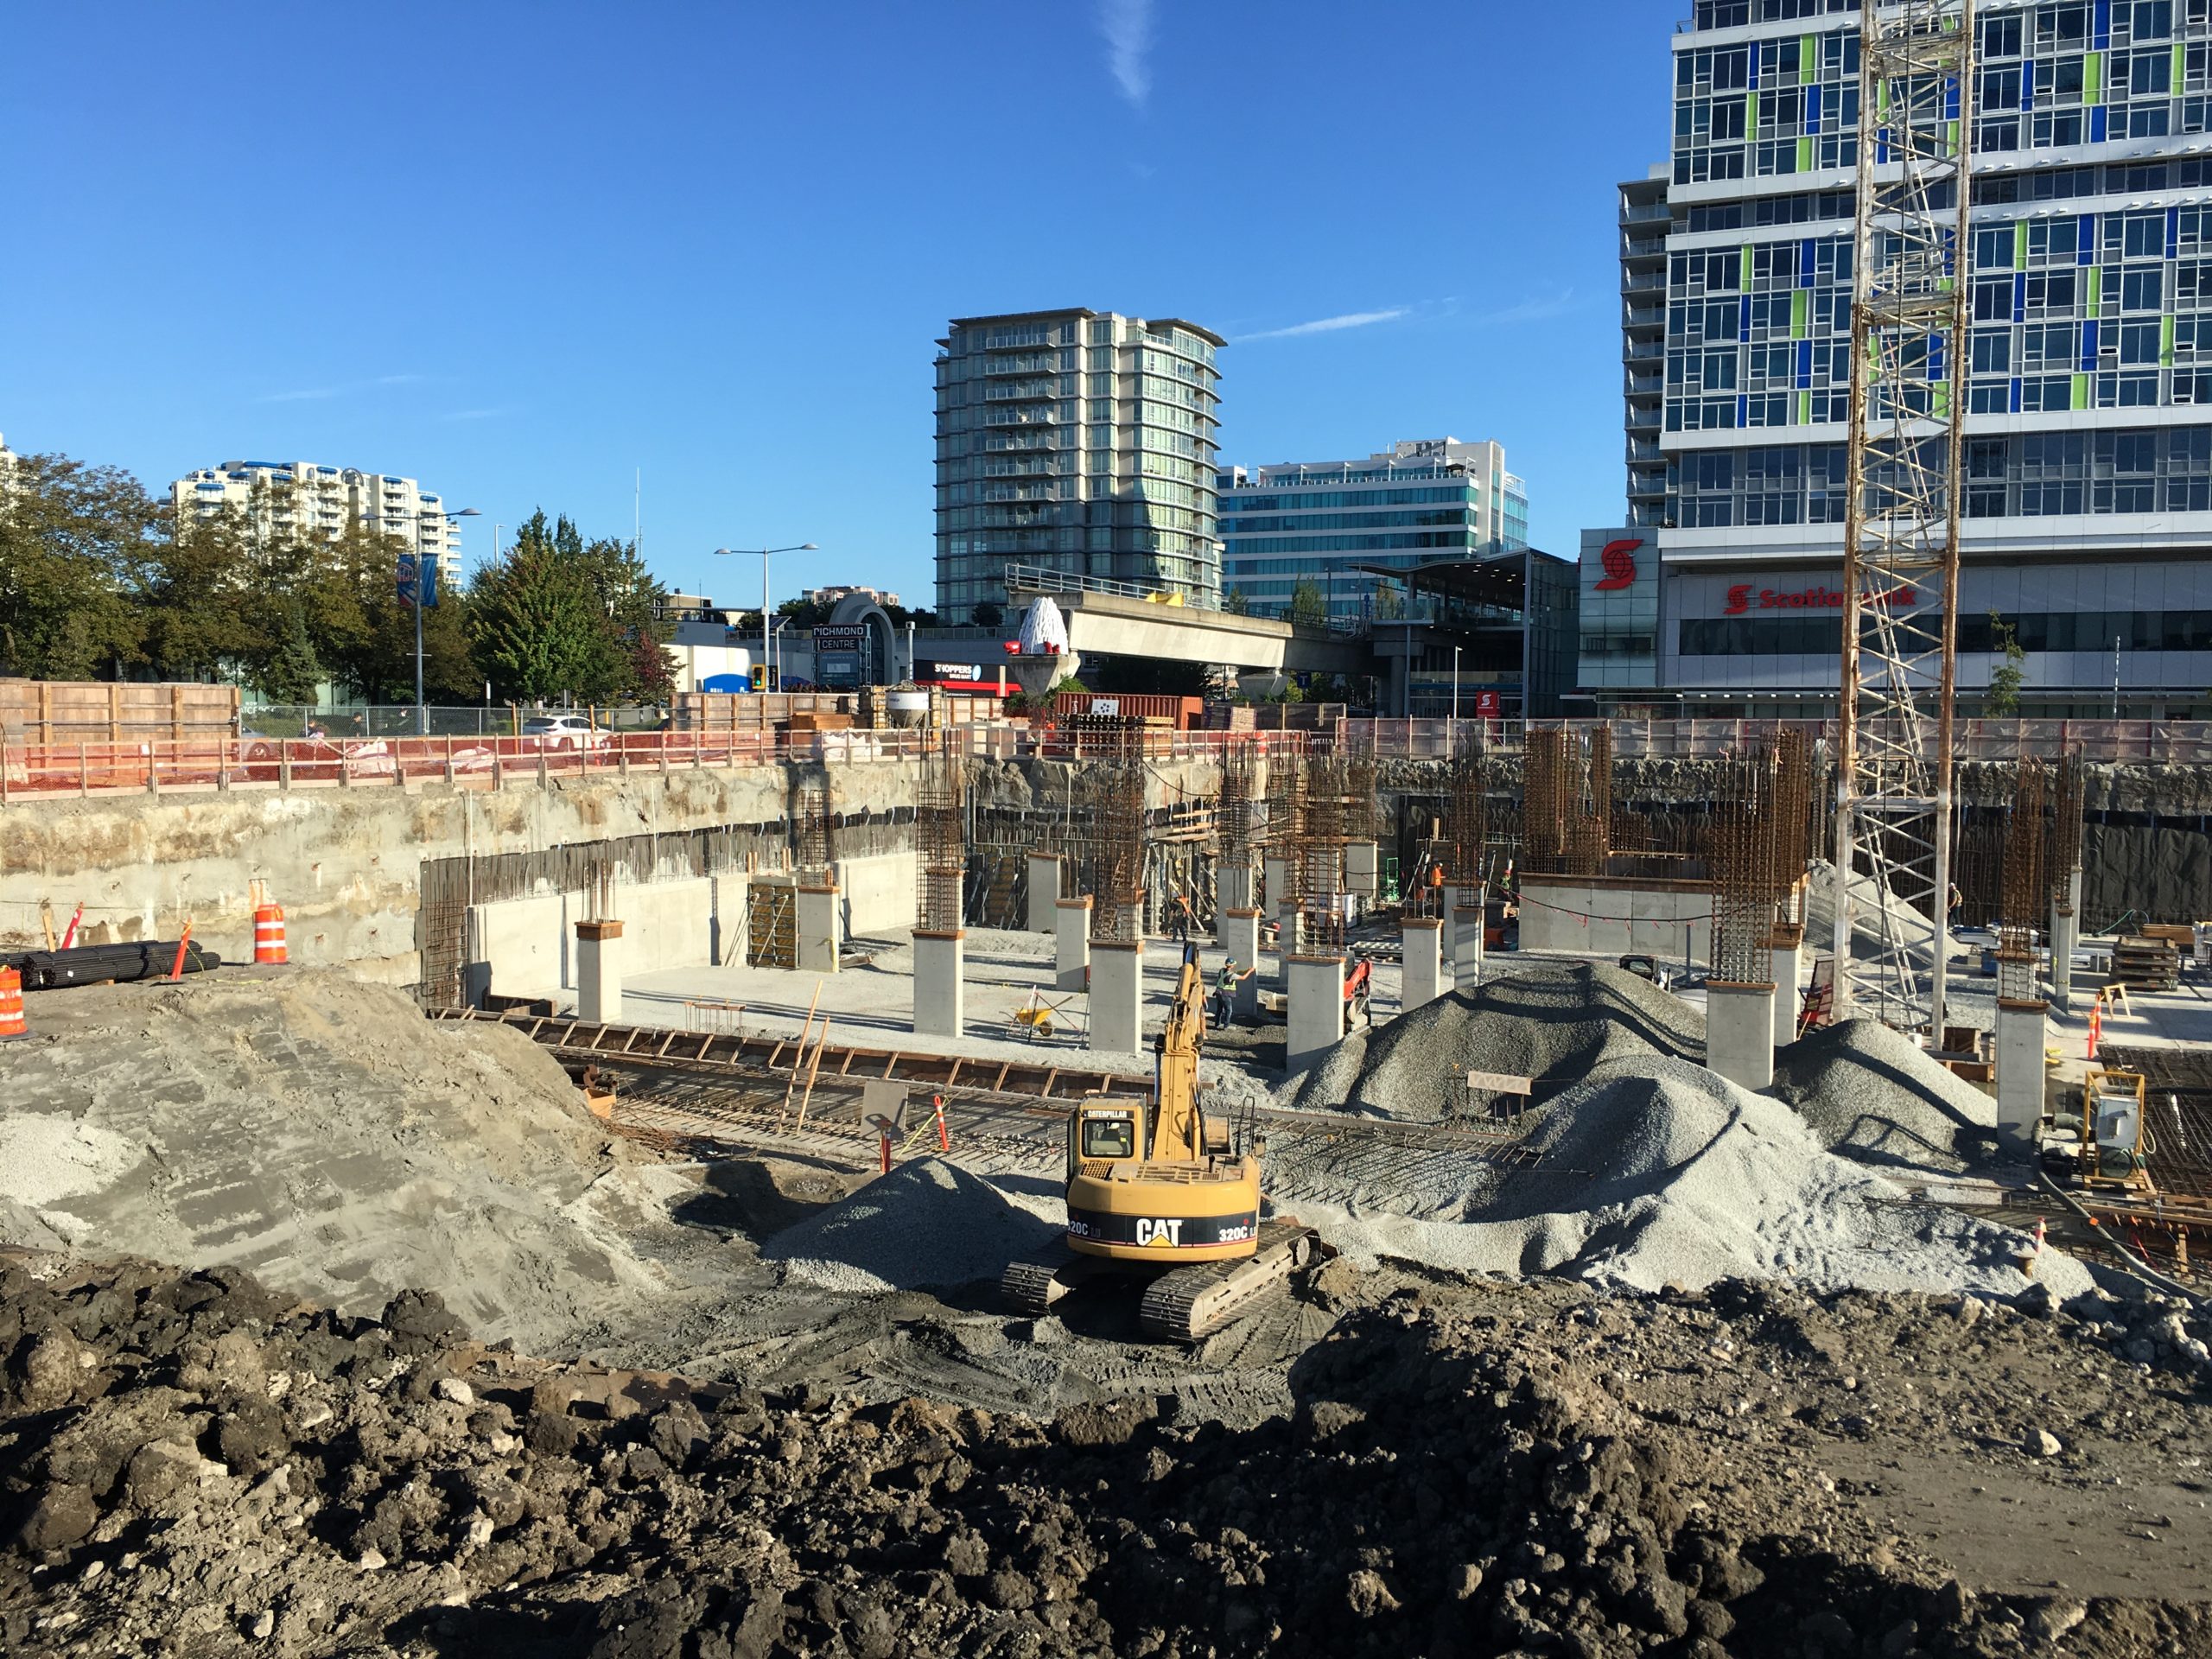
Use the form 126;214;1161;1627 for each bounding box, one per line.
1401;918;1444;1013
1054;897;1091;994
1263;856;1289;915
1090;940;1143;1053
1767;928;1804;1046
1995;997;2049;1157
1221;909;1262;1021
796;884;840;974
912;930;964;1038
1286;954;1346;1074
1706;980;1777;1091
1217;863;1255;944
1277;902;1303;976
1451;906;1484;994
1027;854;1062;932
573;918;624;1022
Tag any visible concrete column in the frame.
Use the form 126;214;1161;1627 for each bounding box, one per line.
912;929;964;1038
1440;885;1474;961
1221;909;1262;1021
1995;996;2049;1159
2050;868;2082;1014
1401;918;1444;1014
1346;842;1379;906
1089;940;1143;1053
1276;902;1303;979
1216;861;1255;946
796;883;840;974
574;918;624;1023
1262;855;1289;915
1026;854;1063;932
1054;897;1092;994
1706;980;1777;1091
1286;954;1347;1074
1452;906;1484;994
1767;925;1804;1046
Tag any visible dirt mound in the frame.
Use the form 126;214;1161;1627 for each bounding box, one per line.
0;969;692;1353
761;1157;1058;1293
1772;1018;2001;1176
6;1254;2209;1656
1286;961;1706;1122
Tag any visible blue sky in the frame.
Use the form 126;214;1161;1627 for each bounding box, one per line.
3;1;1675;607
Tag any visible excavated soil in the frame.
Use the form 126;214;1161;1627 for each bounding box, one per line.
7;1252;2212;1656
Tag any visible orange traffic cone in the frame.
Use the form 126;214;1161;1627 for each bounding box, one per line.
0;967;29;1040
253;904;289;964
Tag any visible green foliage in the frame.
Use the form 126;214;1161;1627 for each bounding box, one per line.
1287;577;1329;629
469;537;614;702
1373;581;1406;622
971;601;1005;629
1222;587;1250;616
1985;609;2027;715
0;452;156;678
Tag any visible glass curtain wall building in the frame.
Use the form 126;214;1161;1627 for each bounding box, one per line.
1599;0;2212;715
1215;438;1529;621
933;309;1224;620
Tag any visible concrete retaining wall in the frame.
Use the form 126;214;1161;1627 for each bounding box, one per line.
836;852;917;938
466;876;729;1002
1519;875;1712;966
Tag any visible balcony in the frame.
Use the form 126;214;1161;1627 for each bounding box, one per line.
982;407;1060;429
1622;306;1664;331
1625;374;1664;398
1621;200;1671;226
1626;439;1662;463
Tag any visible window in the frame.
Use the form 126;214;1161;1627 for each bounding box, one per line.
1081;1115;1136;1160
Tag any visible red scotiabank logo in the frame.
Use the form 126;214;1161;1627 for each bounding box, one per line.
1593;538;1642;591
1723;582;1916;615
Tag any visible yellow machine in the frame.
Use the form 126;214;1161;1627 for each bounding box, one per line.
2082;1066;2153;1192
1001;944;1322;1341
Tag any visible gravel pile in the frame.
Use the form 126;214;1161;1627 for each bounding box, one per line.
1270;1057;2094;1302
8;1254;2209;1656
763;1157;1059;1293
1283;960;1706;1122
1771;1017;2001;1176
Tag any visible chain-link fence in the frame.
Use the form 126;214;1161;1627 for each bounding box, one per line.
240;704;671;738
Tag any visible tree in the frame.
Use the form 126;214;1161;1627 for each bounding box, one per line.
1985;609;2028;715
1374;581;1406;622
579;533;674;702
972;601;1005;629
469;537;613;702
1222;587;1250;616
1287;577;1329;629
0;451;153;679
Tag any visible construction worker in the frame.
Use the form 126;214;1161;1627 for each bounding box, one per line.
1211;958;1253;1028
1168;892;1193;944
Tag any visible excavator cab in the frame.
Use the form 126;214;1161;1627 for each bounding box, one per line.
1068;1099;1141;1182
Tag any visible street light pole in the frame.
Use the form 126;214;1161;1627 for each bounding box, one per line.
715;543;818;690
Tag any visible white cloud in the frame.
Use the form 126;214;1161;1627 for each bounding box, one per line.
1233;308;1410;343
1097;0;1154;108
1476;289;1579;326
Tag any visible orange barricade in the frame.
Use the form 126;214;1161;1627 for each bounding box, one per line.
253;904;289;964
0;967;28;1040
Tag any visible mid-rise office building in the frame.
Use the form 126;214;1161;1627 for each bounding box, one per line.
1583;0;2212;716
934;308;1224;619
1217;437;1529;621
171;461;464;586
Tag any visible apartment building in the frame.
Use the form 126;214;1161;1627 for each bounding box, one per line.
171;461;463;586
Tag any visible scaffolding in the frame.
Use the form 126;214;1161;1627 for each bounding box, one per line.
1832;0;1975;1038
916;738;965;933
1296;754;1357;956
1088;735;1147;944
1522;727;1612;877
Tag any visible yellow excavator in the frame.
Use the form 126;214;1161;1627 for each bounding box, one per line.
1001;943;1325;1341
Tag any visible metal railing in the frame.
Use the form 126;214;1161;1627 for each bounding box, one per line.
1332;717;2212;765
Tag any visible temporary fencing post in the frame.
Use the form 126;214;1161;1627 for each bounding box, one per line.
0;967;29;1040
79;743;89;798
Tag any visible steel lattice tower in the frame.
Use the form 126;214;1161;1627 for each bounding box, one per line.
1832;0;1974;1038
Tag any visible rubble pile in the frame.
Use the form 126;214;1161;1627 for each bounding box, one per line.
7;1252;2210;1656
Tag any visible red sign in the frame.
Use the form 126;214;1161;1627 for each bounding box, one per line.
1722;582;1916;616
1473;690;1502;718
1592;538;1642;592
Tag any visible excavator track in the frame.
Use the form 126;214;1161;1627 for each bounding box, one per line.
998;1252;1072;1317
1136;1219;1326;1344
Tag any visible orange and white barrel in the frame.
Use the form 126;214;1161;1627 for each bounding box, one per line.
252;904;289;964
0;966;29;1040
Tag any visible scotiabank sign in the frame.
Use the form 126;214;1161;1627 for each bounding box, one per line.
1721;581;1916;616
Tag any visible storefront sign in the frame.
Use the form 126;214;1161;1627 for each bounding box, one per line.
915;660;982;683
1473;690;1502;718
1592;539;1642;592
1722;582;1916;616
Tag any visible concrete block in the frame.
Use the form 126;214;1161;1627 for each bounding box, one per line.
1706;980;1776;1091
1090;940;1143;1053
1768;929;1804;1046
1027;854;1063;932
1055;897;1092;994
1452;906;1484;994
1221;909;1262;1021
1995;998;2048;1158
1286;954;1346;1075
575;918;624;1023
797;884;841;975
1346;842;1378;901
1217;861;1255;938
1401;918;1444;1013
1276;903;1303;977
912;930;964;1038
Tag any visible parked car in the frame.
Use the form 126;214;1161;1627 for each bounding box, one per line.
520;715;607;750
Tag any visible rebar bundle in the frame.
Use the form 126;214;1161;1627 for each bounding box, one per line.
1770;727;1815;931
1089;749;1147;944
1711;744;1782;987
1296;754;1355;955
916;740;965;932
2050;749;2085;911
1218;738;1258;867
1522;728;1573;874
1569;724;1615;876
795;779;833;875
1436;747;1489;916
1997;759;2048;1003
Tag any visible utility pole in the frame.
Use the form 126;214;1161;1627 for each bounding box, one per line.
1831;0;1974;1041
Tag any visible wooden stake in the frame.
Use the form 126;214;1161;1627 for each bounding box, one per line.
780;980;823;1119
794;1016;832;1132
39;899;57;952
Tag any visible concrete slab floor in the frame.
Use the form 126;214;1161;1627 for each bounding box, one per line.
592;925;1407;1076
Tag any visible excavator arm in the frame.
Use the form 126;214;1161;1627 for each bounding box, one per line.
1150;943;1209;1160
